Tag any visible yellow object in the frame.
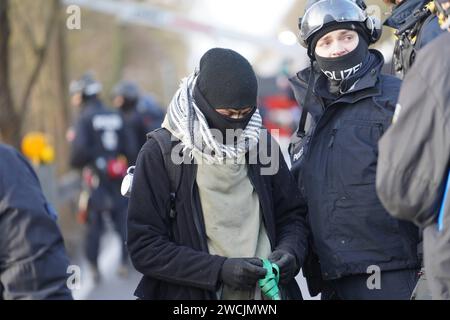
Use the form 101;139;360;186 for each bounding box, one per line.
426;2;436;14
21;132;55;165
40;145;55;164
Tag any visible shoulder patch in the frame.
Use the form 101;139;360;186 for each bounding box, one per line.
293;146;304;162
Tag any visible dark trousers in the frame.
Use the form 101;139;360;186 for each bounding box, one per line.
85;198;128;267
321;269;419;300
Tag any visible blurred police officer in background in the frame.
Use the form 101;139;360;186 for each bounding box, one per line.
112;80;164;164
67;72;134;282
383;0;445;78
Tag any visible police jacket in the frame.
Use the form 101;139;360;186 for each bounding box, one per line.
0;144;72;299
289;50;420;281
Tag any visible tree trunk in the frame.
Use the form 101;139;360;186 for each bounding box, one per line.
0;0;21;147
55;0;70;174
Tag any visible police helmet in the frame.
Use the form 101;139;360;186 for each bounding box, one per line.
112;80;140;101
69;72;102;97
298;0;382;57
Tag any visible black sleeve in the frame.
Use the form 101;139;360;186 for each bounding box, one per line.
417;16;445;49
0;146;72;300
269;137;309;270
120;120;139;166
377;60;450;227
69;115;93;168
126;139;226;292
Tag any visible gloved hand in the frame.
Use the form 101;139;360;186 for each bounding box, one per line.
268;249;298;285
220;258;267;289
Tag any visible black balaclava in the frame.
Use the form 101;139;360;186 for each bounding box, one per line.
81;94;99;107
120;98;138;113
193;85;255;138
193;48;258;140
314;32;369;83
310;21;370;87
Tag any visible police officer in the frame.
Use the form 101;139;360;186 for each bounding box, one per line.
0;143;72;300
289;0;420;299
377;0;450;299
112;80;164;164
68;72;133;281
384;0;445;78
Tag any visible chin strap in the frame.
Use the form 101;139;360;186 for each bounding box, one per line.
296;60;315;138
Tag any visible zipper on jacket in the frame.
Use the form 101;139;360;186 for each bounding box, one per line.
305;105;335;162
328;129;338;148
190;165;209;253
377;123;384;137
190;164;222;300
247;166;275;251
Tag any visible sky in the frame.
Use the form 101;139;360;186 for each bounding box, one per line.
186;0;305;75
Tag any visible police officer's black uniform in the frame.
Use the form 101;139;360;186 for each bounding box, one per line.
69;73;133;278
290;0;420;299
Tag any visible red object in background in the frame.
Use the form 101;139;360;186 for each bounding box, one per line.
82;167;96;188
264;95;297;110
77;209;88;225
262;94;298;137
107;157;128;179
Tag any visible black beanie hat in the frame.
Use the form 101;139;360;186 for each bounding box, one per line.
309;21;370;59
194;48;258;110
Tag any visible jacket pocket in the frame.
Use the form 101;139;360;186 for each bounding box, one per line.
333;119;385;192
330;184;405;254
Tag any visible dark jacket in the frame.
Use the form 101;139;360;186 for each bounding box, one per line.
384;0;443;49
70;98;133;172
127;129;309;299
70;98;134;211
121;106;164;165
384;0;445;77
0;144;72;300
288;50;420;281
377;32;450;299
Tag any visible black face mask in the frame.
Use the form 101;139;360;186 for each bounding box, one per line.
314;35;369;82
193;85;255;144
120;98;138;113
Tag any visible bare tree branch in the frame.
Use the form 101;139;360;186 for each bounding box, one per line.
0;0;20;145
17;0;60;125
11;0;40;54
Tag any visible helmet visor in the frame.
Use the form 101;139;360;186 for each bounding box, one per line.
300;0;367;43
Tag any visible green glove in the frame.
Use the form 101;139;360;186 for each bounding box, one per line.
258;259;281;300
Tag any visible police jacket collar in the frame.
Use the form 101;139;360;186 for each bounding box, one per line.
290;49;384;117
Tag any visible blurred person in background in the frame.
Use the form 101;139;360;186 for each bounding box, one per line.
383;0;445;78
112;80;164;164
0;143;72;300
67;72;134;282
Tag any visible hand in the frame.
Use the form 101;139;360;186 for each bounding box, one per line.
268;249;298;285
66;127;75;142
220;258;267;289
